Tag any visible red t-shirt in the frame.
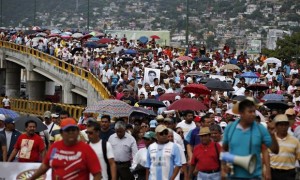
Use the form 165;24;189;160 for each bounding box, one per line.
191;142;221;171
44;141;101;179
15;133;45;162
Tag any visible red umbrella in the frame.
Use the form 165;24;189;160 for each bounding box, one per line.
98;38;114;44
168;98;207;111
150;35;160;39
82;34;93;40
178;56;193;61
48;33;60;37
159;93;180;101
183;84;211;95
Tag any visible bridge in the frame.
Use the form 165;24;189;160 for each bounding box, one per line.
0;41;110;107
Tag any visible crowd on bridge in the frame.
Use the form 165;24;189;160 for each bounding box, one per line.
0;27;300;180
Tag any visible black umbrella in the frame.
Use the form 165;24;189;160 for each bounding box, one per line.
129;107;157;118
15;116;47;132
246;84;269;91
233;96;260;104
264;100;289;110
205;80;234;91
199;57;212;62
120;57;133;61
71;47;84;55
138;99;166;108
199;78;218;84
23;30;36;35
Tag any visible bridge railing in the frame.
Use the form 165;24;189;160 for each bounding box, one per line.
0;41;110;99
0;97;84;120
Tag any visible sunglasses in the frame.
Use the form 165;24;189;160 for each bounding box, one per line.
159;130;168;136
85;131;94;135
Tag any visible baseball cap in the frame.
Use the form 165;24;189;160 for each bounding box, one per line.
198;127;211;136
285;108;296;116
51;113;59;118
143;131;156;140
60;118;78;131
274;114;289;124
0;114;5;121
155;125;168;133
156;115;164;121
4;117;14;124
175;95;181;100
220;121;228;128
194;116;201;123
149;120;158;128
43;111;51;119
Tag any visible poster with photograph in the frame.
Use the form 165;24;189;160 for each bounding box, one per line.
144;68;160;85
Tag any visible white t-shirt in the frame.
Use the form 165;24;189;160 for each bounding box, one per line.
2;98;10;107
176;120;196;138
175;143;186;180
132;147;148;169
233;86;245;96
89;140;115;180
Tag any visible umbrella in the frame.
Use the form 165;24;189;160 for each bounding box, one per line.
84;99;132;117
138;99;166;108
220;64;240;70
241;72;258;78
265;57;281;64
23;30;36;35
205;80;234;91
72;33;83;38
150;35;160;39
89;31;104;37
186;71;205;77
60;35;71;39
246;84;269;91
199;78;218;84
159;93;180;101
62;32;72;35
31;37;44;42
138;49;153;53
32;26;41;31
124;49;137;55
0;108;19;118
50;29;61;34
88;37;100;41
71;47;84;55
264;100;289;110
138;36;149;44
15;116;47;132
168;98;207;111
262;94;284;101
129;107;156;117
97;44;108;48
98;38;113;44
178;56;193;61
232;96;260;104
183;84;211;94
84;41;99;48
36;32;47;37
120;57;133;61
112;46;125;53
48;33;60;37
199;57;212;62
82;34;93;39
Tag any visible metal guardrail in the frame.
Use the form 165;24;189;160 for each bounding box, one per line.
0;97;84;120
0;41;111;99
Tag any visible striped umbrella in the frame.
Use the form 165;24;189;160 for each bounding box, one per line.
0;108;19;118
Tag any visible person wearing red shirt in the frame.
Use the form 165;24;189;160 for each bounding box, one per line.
29;118;101;180
8;120;45;162
189;127;221;180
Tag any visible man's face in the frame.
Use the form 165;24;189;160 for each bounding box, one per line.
26;122;36;136
167;132;174;142
116;128;125;139
100;118;110;130
210;130;221;143
202;118;213;127
275;122;289;135
61;127;79;143
86;127;99;142
185;113;194;123
240;106;256;124
5;122;14;131
200;134;211;145
148;72;156;82
156;129;168;144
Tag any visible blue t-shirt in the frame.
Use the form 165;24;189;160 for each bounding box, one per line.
185;127;200;147
222;120;272;178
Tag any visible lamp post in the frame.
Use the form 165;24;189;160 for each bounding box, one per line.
185;0;189;46
87;0;90;31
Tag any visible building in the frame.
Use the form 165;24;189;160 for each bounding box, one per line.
266;29;291;50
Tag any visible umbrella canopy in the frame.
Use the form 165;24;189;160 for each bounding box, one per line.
264;100;289;110
32;26;41;31
199;57;212;62
71;47;84;55
23;30;36;35
0;108;19;118
246;84;269;91
183;84;211;94
84;41;100;48
72;33;83;38
199;78;218;84
89;31;104;37
98;38;113;44
15;116;47;132
62;31;72;35
220;64;240;70
129;107;156;117
36;32;47;37
178;56;193;61
150;35;160;39
186;71;205;77
232;96;260;104
88;37;100;41
50;29;61;34
124;49;137;55
60;34;71;39
112;46;125;53
84;99;132;117
138;99;166;108
265;57;281;64
138;36;149;44
205;80;234;91
262;94;284;101
241;72;258;78
159;93;180;101
48;33;60;37
168;98;207;111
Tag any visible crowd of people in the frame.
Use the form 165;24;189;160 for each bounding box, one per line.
0;28;300;179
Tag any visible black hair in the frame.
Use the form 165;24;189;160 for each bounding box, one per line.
60;110;70;117
185;110;194;116
25;120;37;128
238;99;255;113
86;121;101;132
101;115;111;122
148;70;156;75
209;124;222;133
201;114;210;123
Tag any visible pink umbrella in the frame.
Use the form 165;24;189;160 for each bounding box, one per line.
178;56;193;61
168;98;207;111
32;26;41;31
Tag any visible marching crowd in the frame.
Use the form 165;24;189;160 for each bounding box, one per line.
0;28;300;180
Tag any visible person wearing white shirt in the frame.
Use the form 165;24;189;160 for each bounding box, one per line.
233;82;245;96
176;110;196;138
87;121;117;180
290;66;299;76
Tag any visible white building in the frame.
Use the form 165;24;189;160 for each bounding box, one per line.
266;29;291;50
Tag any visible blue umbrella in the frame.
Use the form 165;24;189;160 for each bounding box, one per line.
0;108;19;118
88;37;100;41
138;36;148;44
51;29;61;34
262;94;284;101
84;42;99;48
241;72;258;78
124;49;137;55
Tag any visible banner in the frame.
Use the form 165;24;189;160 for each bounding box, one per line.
0;162;51;179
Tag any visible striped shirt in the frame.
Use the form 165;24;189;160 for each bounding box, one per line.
270;134;300;170
145;142;182;180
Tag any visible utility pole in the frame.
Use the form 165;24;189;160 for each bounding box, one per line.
185;0;189;46
34;0;36;25
87;0;90;31
0;0;2;27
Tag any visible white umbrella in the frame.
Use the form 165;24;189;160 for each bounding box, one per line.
265;57;281;64
226;109;265;122
72;33;83;38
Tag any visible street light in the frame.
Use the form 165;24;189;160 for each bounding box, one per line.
87;0;90;31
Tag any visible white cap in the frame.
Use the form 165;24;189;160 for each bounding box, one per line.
186;77;193;83
137;80;143;85
220;121;227;127
0;114;5;121
175;95;181;100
